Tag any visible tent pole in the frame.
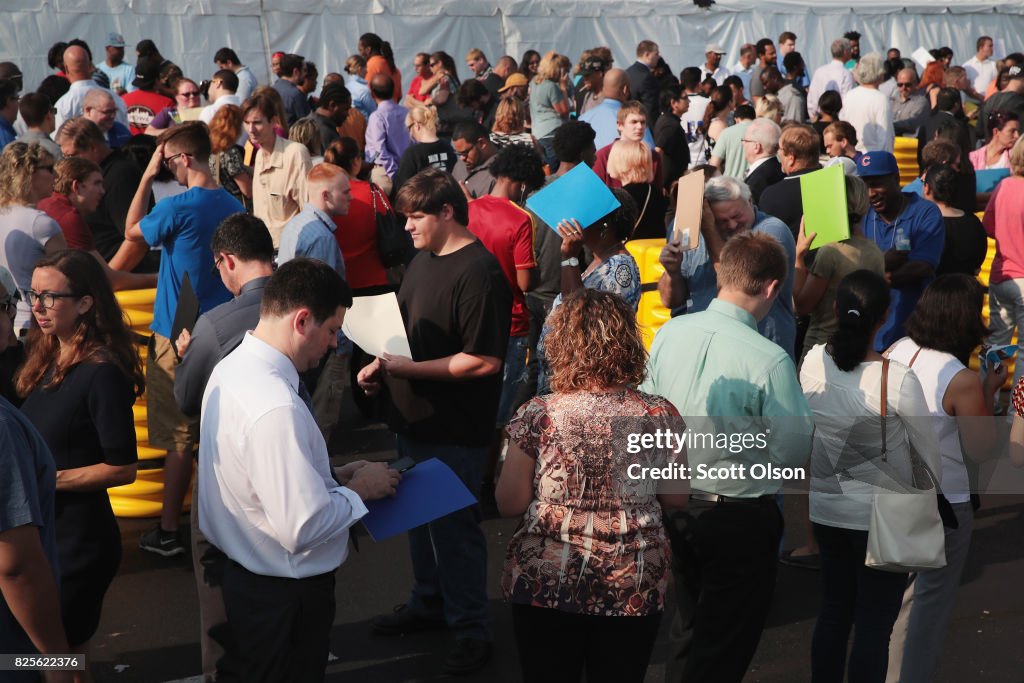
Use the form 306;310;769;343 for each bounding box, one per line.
259;0;274;85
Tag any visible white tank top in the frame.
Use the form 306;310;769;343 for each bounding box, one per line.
887;338;971;503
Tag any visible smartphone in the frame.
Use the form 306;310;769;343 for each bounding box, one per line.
389;456;417;473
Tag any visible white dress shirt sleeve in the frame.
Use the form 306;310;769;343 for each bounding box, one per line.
245;404;369;555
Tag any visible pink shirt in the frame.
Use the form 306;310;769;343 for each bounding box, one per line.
969;145;1011;171
984;176;1024;283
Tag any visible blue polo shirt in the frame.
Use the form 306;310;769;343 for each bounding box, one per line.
140;187;243;339
667;209;797;360
863;192;944;351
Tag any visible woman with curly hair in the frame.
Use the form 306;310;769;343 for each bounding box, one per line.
0;141;66;331
208;104;252;208
535;188;643;394
17;249;142;674
497;287;686;683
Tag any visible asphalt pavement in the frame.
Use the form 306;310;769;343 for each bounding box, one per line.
87;401;1024;683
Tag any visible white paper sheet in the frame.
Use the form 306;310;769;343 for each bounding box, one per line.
342;293;412;359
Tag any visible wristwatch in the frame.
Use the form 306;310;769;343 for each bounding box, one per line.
561;257;580;268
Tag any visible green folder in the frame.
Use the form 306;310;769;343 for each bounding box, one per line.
799;164;849;250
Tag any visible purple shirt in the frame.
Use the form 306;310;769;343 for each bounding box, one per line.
364;100;411;178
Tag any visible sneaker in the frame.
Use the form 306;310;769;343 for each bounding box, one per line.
371;604;446;636
443;638;492;676
139;526;185;557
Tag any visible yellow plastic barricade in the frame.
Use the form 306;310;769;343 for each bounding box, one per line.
110;288;192;518
894;137;919;188
626;238;671;350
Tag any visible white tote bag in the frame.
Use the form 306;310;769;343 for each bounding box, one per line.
864;358;947;573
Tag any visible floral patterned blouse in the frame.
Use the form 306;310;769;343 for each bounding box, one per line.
502;389;679;616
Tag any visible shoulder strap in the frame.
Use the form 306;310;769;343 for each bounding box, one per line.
908;346;923;368
880;357;890;458
632;185;652;234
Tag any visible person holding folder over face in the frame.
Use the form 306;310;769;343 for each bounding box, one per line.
123;122;243;558
198;259;400;682
357;168;510;676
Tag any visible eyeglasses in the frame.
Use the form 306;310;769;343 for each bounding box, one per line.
0;298;16;320
455;146;475;160
35;165;54;173
211;253;231;274
896;82;914;88
430;61;440;67
178;91;201;98
163;152;192;169
23;289;76;309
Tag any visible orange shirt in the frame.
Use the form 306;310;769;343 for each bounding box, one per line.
366;55;402;102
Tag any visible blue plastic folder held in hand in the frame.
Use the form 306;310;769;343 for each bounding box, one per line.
525;163;622;233
976;168;1010;193
361;458;477;541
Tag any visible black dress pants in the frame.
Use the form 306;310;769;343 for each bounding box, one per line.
222;560;336;683
663;496;784;683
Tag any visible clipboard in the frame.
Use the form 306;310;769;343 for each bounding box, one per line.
673;171;704;250
170;272;200;358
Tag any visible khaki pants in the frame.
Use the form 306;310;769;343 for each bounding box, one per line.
146;333;198;453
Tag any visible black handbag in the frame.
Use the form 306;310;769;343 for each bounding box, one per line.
369;182;415;267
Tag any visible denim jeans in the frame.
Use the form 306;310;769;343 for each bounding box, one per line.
988;278;1024;394
537;136;558;170
811;523;908;683
397;435;491;641
496;335;529;426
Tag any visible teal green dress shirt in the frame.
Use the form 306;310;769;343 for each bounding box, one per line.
639;298;814;496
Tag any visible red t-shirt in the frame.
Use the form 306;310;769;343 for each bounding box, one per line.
592;141;664;190
334;179;390;290
407;75;430;103
467;195;536;338
121;90;174;135
38;193;95;251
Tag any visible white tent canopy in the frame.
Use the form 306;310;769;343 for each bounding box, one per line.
4;1;1023;95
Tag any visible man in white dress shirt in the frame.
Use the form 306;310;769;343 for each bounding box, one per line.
807;38;856;120
198;257;399;682
963;36;997;99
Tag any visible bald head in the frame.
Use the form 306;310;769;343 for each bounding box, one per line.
82;88;117;131
369;73;394;101
63;45;92;81
602;68;630;102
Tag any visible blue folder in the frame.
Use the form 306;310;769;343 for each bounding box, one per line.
361;458;477;541
525;163;621;232
976;168;1010;193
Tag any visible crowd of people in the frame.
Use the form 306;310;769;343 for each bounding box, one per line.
2;25;1024;683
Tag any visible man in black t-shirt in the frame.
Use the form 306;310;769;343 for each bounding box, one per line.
358;168;509;676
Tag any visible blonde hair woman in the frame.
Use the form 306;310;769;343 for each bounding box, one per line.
755;94;783;124
529;51;570;168
393;105;458;193
0;141;66;330
607;140;667;240
288;118;324;164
